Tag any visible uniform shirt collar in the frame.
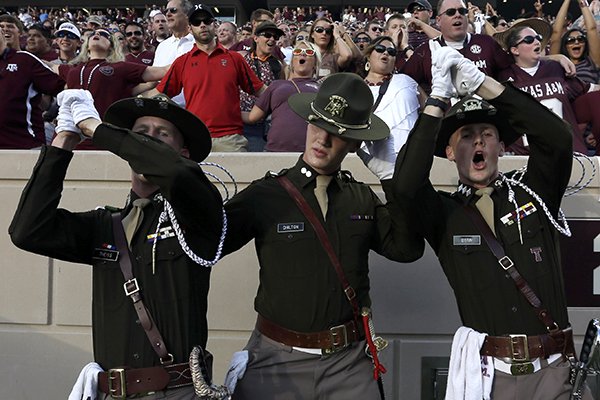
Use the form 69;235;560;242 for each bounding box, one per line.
453;176;503;203
288;156;341;190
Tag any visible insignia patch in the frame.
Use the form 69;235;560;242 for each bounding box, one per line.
500;202;537;226
456;183;472;197
99;65;115;76
146;226;176;242
453;235;481;246
470;44;482;54
221;58;228;66
142;58;152;64
92;248;119;261
350;215;374;221
6;63;18;72
277;223;305;233
324;95;348;117
530;247;543;262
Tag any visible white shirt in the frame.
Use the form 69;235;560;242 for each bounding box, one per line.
153;33;195;106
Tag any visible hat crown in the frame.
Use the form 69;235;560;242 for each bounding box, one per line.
447;96;497;119
311;73;374;129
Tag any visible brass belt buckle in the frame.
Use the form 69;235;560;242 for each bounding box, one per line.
509;334;529;362
108;368;127;399
324;324;348;354
510;362;534;375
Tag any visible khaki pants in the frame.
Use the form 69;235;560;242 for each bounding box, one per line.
211;134;248;152
98;385;195;399
491;357;594;400
232;329;381;400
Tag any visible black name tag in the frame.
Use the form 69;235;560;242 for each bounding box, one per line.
92;249;119;261
277;223;305;233
453;235;481;246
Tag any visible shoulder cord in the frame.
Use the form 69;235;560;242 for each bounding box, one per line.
564;152;597;197
146;162;237;272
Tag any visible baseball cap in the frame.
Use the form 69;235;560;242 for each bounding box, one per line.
56;22;81;39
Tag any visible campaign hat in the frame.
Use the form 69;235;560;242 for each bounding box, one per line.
104;94;211;162
288;73;389;141
435;96;521;158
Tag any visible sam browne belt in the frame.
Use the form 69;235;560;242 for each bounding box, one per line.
480;327;575;361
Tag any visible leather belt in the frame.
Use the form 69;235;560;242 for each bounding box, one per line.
98;362;192;399
480;327;575;362
257;315;364;354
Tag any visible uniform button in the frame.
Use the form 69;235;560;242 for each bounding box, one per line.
505;274;511;279
133;353;140;360
287;234;293;240
511;306;518;313
135;255;142;261
168;251;175;256
135;319;141;324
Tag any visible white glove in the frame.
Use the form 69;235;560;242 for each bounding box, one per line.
357;137;397;180
68;362;103;400
450;57;486;96
58;89;101;127
430;44;461;99
56;99;84;138
224;350;249;394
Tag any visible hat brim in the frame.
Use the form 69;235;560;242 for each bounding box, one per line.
256;26;285;37
288;93;390;141
434;109;521;158
494;18;552;51
104;97;211;162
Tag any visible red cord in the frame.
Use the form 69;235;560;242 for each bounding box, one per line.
362;313;387;380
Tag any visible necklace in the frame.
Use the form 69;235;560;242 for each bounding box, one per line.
364;73;392;86
79;60;104;89
289;78;302;93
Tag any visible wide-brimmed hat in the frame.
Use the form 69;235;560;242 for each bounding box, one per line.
435;96;521;158
288;73;389;141
188;4;215;20
104;94;211;162
254;21;284;37
493;18;552;51
56;22;81;39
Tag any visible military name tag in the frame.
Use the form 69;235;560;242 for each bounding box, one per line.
92;248;119;261
277;223;304;233
453;235;481;246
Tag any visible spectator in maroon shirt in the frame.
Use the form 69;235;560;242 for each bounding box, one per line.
217;21;237;49
0;24;65;148
0;15;23;50
25;24;58;61
149;12;170;49
124;22;155;66
407;0;436;49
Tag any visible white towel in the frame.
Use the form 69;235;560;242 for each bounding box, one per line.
68;362;103;400
224;350;249;394
445;326;494;400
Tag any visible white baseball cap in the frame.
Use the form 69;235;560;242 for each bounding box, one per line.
56;22;81;39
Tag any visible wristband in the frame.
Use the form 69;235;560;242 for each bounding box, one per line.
402;45;415;53
425;97;450;112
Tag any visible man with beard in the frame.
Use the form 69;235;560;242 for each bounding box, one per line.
152;4;265;151
125;21;155;66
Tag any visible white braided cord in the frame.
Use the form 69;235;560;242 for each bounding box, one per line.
564;152;597;197
199;161;238;203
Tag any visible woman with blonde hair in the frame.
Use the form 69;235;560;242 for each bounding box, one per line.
49;28;168;149
242;41;321;152
308;17;357;78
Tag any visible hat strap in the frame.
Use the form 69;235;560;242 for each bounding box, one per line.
308;102;370;135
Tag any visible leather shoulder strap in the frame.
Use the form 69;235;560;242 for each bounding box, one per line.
111;212;174;365
463;205;559;332
276;176;361;324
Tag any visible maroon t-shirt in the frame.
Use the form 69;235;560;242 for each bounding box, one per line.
0;48;65;148
230;38;285;61
125;50;155;66
59;60;147;149
498;60;589;154
254;78;320;152
401;34;513;93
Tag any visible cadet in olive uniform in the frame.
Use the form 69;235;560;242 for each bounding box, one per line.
390;47;592;398
10;90;222;399
222;73;424;400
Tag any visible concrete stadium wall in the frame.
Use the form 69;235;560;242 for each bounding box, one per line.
0;150;598;399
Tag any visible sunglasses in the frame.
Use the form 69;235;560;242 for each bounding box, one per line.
314;26;333;35
190;16;214;26
259;31;281;40
292;47;316;56
166;7;178;14
125;30;143;37
412;6;429;12
92;30;111;40
289;27;298;32
354;37;371;43
441;7;468;16
516;34;542;46
566;35;586;44
56;31;79;40
373;44;397;56
296;35;306;41
370;26;384;32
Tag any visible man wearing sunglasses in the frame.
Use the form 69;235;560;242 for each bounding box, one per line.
230;9;286;62
125;22;155;66
51;22;81;65
152;4;265;152
366;20;384;41
153;0;194;106
407;0;437;49
497;21;600;155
